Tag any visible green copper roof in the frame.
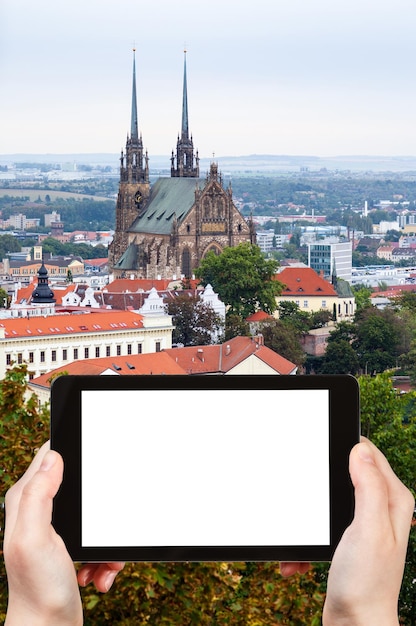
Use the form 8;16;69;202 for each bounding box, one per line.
181;50;189;139
131;50;138;140
129;177;203;235
113;241;138;270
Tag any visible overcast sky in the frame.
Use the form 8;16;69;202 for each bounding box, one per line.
2;0;416;158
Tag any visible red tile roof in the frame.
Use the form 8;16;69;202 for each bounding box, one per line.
163;336;297;375
29;336;297;391
30;352;186;388
0;310;144;338
276;267;337;296
246;310;273;322
104;278;172;293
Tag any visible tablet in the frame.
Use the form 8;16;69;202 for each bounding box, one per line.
50;374;360;562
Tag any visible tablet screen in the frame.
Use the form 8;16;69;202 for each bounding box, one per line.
81;388;329;548
51;374;359;562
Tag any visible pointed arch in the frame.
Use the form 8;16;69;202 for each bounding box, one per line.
202;243;223;258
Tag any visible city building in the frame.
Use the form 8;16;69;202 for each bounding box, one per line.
275;267;355;320
308;240;352;283
108;50;255;280
28;335;297;405
0;308;173;380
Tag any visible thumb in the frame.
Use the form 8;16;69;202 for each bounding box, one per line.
13;450;64;542
348;442;390;533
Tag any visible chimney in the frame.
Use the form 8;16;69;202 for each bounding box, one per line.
197;348;204;362
225;344;231;356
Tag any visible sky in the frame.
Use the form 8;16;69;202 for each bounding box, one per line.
2;0;416;158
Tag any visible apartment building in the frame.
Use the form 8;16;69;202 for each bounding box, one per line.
0;309;173;379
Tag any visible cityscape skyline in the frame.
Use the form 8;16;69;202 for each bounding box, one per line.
2;0;416;158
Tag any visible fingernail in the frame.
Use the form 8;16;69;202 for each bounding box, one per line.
358;443;375;464
40;450;56;472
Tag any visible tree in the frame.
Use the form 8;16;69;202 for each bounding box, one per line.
353;308;402;373
319;340;360;375
195;243;283;319
259;319;306;367
0;234;21;259
276;301;311;333
352;286;372;312
0;287;9;308
224;312;250;341
167;293;223;346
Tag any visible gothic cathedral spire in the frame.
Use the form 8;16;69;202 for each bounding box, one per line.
120;48;149;185
108;49;150;272
171;50;200;178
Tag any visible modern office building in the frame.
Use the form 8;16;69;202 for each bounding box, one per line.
308;240;352;283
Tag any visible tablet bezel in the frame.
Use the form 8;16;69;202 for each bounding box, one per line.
50;374;360;562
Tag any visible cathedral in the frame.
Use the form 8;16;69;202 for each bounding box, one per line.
108;51;256;280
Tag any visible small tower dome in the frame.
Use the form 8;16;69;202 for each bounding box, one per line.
31;262;56;304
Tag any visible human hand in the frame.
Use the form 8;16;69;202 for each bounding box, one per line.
4;442;124;626
323;438;414;626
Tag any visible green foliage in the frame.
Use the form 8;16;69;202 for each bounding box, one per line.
167;294;224;346
0;364;49;492
0;288;9;308
259;319;306;367
0;233;21;259
319;340;360;375
41;236;108;259
195;243;282;319
353;307;402;373
224;313;250;341
352;285;372;312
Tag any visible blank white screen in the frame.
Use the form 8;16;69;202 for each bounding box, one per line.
81;388;330;547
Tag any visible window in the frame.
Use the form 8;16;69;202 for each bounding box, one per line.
29;352;34;363
95;347;100;358
84;347;89;359
322;300;327;308
116;345;121;356
17;353;23;364
137;344;142;354
6;354;11;365
303;300;308;308
127;344;132;355
74;348;78;360
156;341;161;353
62;349;67;361
106;346;111;357
51;350;57;362
40;351;45;363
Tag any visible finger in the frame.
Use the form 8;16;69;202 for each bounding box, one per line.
280;562;310;577
78;562;124;592
11;450;64;545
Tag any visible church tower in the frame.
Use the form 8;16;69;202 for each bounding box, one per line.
171;50;200;178
108;49;150;269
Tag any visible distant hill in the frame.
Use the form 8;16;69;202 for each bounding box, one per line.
2;153;416;173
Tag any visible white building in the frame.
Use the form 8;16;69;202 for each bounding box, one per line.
0;308;173;380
